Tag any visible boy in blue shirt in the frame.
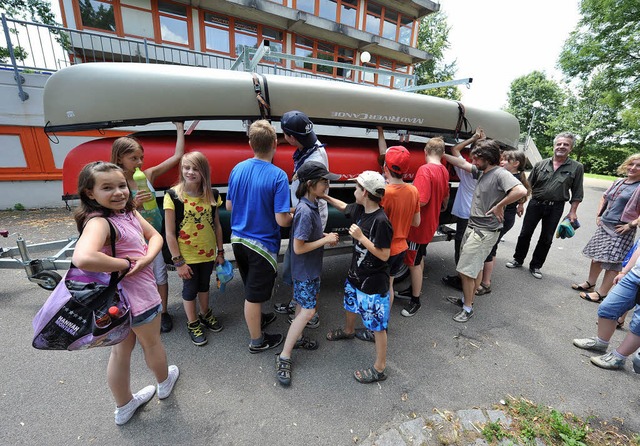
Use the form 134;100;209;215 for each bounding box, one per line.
226;120;293;353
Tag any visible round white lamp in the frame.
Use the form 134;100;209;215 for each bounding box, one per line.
360;51;371;64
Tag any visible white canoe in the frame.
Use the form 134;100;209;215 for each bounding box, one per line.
43;62;520;148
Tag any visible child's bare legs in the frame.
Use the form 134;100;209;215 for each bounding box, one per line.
133;315;169;383
158;282;169;314
597;269;618;297
344;310;358;335
281;305;315;358
388;276;395;307
245;301;263;339
373;330;387;372
183;299;198;323
596;317;618;343
480;258;496;287
408;259;424;298
616;332;640;356
107;315;169;407
197;290;210;316
108;332;136;407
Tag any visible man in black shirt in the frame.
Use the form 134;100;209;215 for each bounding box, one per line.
506;132;584;279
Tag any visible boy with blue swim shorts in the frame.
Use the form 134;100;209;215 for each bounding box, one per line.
322;171;393;383
275;161;340;387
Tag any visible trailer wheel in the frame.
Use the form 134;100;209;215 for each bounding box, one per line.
34;271;62;290
393;264;410;283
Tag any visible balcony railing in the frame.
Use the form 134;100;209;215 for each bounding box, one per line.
1;14;415;102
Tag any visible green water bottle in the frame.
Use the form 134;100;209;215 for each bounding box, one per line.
133;167;158;211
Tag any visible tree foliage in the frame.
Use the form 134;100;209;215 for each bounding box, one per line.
0;0;59;63
506;71;565;152
414;12;461;100
559;0;640;134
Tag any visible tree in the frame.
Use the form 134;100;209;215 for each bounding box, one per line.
414;12;461;100
505;71;565;152
547;73;632;174
1;0;60;63
559;0;640;134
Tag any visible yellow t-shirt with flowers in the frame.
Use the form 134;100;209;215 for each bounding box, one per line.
163;190;222;265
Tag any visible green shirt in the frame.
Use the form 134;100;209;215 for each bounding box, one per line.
529;157;584;203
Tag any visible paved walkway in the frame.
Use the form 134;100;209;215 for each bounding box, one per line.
362;408;547;446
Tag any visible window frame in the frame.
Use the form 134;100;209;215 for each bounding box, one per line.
154;0;193;48
200;11;285;65
364;1;416;45
292;0;360;28
292;34;355;81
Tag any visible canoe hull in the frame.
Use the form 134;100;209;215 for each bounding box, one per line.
44;63;520;148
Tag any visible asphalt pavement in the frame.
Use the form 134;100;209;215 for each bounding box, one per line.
1;177;638;445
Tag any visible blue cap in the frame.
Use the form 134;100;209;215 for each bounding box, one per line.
216;260;234;292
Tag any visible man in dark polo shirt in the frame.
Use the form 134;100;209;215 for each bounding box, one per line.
506;132;584;279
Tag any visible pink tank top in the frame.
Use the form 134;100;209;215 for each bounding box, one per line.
102;211;161;317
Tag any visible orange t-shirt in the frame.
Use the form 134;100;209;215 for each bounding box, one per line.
381;183;420;256
408;163;450;244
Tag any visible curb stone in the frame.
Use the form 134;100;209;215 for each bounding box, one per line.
361;408;547;446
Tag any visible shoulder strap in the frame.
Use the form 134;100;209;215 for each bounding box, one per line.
167;189;184;229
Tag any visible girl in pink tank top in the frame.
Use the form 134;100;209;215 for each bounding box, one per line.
72;161;179;426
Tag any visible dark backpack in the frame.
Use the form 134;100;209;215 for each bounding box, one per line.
161;188;220;265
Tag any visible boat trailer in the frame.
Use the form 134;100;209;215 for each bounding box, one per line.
0;230;75;290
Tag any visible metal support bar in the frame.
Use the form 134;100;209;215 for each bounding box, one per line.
401;77;473;93
248;40;271;72
232;40;415;83
1;13;29;101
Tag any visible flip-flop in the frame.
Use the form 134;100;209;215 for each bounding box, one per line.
571;281;594;292
354;328;375;342
579;291;606;303
354;366;387;383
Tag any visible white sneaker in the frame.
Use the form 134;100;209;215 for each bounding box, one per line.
114;385;156;425
158;365;180;399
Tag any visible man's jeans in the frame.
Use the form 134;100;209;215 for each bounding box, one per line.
598;270;640;336
513;199;565;269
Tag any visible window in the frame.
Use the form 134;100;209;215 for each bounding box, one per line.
158;1;189;45
364;1;416;44
202;12;284;64
361;55;408;89
293;35;354;80
339;0;358;28
293;0;360;28
203;14;230;53
79;0;116;32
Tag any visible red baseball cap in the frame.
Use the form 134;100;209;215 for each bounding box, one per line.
385;146;410;175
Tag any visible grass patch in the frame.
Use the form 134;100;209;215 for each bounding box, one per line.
483;396;640;445
585;173;619;182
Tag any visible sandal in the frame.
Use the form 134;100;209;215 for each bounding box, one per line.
293;335;319;350
326;328;355;341
354;328;375;342
571;281;595;292
475;282;492;296
275;354;292;386
354;366;387;384
579;290;606;303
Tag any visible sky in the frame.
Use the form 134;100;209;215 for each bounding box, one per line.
438;0;581;110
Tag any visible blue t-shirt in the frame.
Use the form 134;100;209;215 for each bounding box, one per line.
227;158;290;254
291;197;324;281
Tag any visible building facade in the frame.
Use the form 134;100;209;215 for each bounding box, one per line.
0;0;438;208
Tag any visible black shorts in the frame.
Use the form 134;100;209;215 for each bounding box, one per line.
181;261;215;301
388;251;407;277
233;243;277;303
